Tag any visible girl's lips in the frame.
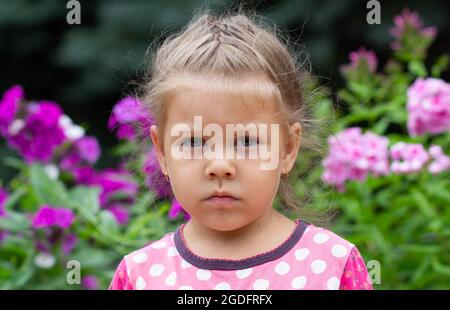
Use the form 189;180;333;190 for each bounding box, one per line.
204;196;239;205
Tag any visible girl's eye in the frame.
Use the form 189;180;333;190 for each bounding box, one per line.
235;135;259;148
181;136;203;148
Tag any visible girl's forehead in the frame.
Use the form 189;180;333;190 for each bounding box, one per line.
163;79;285;128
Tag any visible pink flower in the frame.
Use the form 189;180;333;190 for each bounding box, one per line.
427;145;450;174
32;205;75;230
341;47;378;73
321;128;390;191
390;142;430;174
390;8;437;40
407;78;450;137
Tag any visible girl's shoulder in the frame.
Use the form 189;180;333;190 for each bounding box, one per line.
124;230;177;265
293;221;357;264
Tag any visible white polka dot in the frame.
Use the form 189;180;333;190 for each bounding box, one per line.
327;277;340;290
165;272;177;286
331;244;348;258
291;276;307;289
214;282;231;290
253;279;270;290
311;260;327;274
179;285;193;290
274;261;291;275
149;264;165;277
151;241;167;249
132;252;148;264
295;248;310;261
236;268;253;279
135;277;146;290
304;227;311;234
181;259;192;269
313;233;330;244
167;247;179;257
196;269;212;281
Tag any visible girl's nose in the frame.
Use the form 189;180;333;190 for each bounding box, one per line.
205;159;236;180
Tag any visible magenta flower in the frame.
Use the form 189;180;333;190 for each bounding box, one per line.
0;85;24;137
7;101;66;163
108;96;154;140
407;78;450;137
32;205;75;230
74;136;101;164
107;204;130;225
322;128;390;191
428;145;450;174
390;142;430;174
85;168;138;207
60;136;101;171
143;148;173;199
0;187;8;217
341;47;378;73
168;198;190;221
82;275;98;290
71;166;95;184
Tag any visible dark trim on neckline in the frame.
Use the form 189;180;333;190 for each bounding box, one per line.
174;219;309;270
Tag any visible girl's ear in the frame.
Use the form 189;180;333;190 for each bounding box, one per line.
280;122;302;174
150;125;167;172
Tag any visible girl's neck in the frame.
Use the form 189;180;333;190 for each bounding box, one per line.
182;210;297;260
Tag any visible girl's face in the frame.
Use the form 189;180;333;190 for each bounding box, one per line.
150;87;302;232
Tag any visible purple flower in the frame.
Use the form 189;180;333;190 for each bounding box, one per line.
407;78;450;137
0;187;9;217
168;198;190;221
74;136;101;164
107;204;130;225
71;166;96;184
60;136;101;171
88;168;138;207
32;205;75;230
108;96;154;140
143;148;173;198
62;233;78;255
7;101;66;163
321;128;390;191
0;85;24;137
82;275;98;290
390;142;430;174
341;47;378;74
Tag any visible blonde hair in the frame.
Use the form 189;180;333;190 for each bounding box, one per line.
139;10;330;223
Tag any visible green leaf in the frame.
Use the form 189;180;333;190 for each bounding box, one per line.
98;210;120;234
28;164;68;206
431;54;449;77
68;186;101;222
408;60;427;77
411;187;437;219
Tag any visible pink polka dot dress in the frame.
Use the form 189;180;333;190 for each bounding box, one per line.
109;220;373;290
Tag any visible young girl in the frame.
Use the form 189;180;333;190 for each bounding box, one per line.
109;12;373;290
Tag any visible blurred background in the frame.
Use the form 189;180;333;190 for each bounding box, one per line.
1;0;449;178
0;0;449;290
